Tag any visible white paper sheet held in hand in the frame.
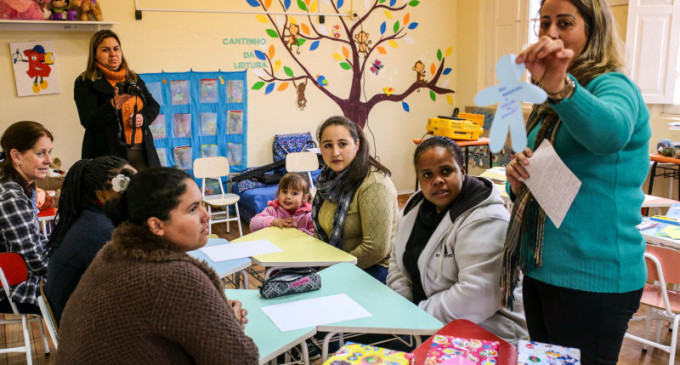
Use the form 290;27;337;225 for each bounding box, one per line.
261;293;371;332
523;140;581;228
200;239;282;262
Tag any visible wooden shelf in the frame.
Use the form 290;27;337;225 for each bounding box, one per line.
0;20;117;32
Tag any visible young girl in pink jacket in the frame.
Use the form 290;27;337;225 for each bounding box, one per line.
249;173;315;236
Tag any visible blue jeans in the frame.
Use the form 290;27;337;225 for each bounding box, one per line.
363;264;387;284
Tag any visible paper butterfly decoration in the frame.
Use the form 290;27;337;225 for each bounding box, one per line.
332;25;341;39
474;54;547;153
370;60;384;75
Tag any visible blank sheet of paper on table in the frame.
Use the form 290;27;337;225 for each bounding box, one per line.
261;293;371;332
523;139;581;228
200;240;282;262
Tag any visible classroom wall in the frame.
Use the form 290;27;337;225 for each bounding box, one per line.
0;0;467;194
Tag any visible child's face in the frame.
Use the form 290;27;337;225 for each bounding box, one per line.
278;187;305;212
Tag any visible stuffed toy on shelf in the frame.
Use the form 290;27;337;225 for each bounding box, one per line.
71;0;101;21
0;0;50;20
48;0;75;20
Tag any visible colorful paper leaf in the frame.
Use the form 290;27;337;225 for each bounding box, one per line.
409;0;420;6
297;38;306;46
277;82;289;91
337;0;344;8
264;0;272;9
300;23;310;35
304;0;310;5
446;94;454;105
390;0;396;5
339;62;352;70
379;0;386;3
284;0;291;8
430;90;436;101
404;13;410;24
310;40;320;51
310;1;318;12
255;14;268;23
266;29;279;38
376;46;387;54
265;83;276;94
443;68;452;75
246;0;260;7
332;53;344;61
393;21;400;33
284;66;294;77
268;44;275;59
402;101;410;112
380;22;386;35
318;24;329;36
289;17;297;24
437;49;442;61
254;50;267;61
430;62;436;75
297;0;307;10
383;9;393;19
407;22;418;30
342;46;350;59
388;40;399;48
445;46;453;57
252;81;265;90
273;59;281;72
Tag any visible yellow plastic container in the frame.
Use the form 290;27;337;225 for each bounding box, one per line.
426;116;484;140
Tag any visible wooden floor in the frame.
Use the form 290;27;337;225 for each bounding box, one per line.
0;194;677;365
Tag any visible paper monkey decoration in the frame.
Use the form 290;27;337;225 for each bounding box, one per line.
354;31;372;58
285;24;301;54
413;60;426;91
474;54;547;153
292;78;308;110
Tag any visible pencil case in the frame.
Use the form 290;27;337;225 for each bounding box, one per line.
259;267;321;299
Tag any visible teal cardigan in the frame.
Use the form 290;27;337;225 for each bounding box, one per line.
515;72;650;293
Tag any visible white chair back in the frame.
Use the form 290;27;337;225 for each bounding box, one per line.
193;156;230;179
286;152;319;193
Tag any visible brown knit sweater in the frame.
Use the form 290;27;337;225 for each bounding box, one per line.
55;222;259;365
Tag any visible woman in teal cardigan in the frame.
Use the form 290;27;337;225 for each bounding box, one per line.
502;0;650;363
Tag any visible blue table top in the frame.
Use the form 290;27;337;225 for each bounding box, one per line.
188;238;252;278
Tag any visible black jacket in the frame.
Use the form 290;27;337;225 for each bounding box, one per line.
74;75;161;167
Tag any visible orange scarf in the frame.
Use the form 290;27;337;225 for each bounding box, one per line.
97;63;144;145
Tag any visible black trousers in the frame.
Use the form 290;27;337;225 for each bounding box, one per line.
523;275;643;365
0;299;41;315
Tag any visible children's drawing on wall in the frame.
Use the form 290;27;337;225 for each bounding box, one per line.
173;146;192;170
201;144;218;158
10;41;60;96
227;110;243;134
227;143;243;166
149;115;166;139
156;148;167;167
147;81;163;106
200;113;217;136
200;79;218;103
227;80;243;103
172;113;191;138
245;0;455;128
170;80;190;105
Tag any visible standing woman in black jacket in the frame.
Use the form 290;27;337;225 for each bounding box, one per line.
74;29;160;171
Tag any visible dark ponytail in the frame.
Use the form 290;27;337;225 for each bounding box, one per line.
48;156;130;251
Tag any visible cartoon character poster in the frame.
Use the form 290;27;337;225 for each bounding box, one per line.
10;41;60;97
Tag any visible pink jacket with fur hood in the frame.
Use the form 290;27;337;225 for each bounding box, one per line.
249;200;315;236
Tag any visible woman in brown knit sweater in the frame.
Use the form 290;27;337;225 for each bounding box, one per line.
56;168;259;365
74;29;160;171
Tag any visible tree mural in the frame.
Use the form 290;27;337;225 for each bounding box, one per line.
245;0;455;128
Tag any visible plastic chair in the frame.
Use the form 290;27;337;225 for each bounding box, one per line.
286;151;319;196
37;280;58;349
0;253;51;364
193;157;243;237
625;245;680;365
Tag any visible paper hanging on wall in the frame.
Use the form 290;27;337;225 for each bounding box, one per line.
474;54;547;153
10;41;60;97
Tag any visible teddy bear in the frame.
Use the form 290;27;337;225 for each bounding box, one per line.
71;0;101;21
0;0;50;20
